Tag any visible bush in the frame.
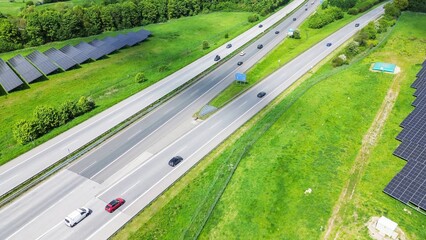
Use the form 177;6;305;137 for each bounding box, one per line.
33;105;61;135
25;1;33;6
13;120;39;145
307;6;344;29
248;14;259;23
13;97;96;145
293;29;301;39
135;72;147;83
202;40;209;50
332;56;347;67
224;33;229;38
347;7;358;15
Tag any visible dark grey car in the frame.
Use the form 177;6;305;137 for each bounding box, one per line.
169;156;183;167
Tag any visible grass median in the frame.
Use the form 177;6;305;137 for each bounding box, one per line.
0;12;255;165
113;12;426;240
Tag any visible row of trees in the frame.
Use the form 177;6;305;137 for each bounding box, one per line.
13;96;96;145
0;0;290;53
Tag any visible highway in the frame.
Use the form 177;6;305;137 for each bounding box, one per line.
0;2;385;240
0;0;315;238
0;0;306;196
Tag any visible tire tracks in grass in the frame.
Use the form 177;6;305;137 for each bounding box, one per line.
323;70;404;240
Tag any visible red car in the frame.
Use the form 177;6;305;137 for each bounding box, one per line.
105;198;125;213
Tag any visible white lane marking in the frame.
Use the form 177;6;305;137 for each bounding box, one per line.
121;180;141;196
209;120;223;130
79;161;97;174
6;189;77;240
0;175;17;186
127;129;142;141
35;221;62;240
86;213;122;240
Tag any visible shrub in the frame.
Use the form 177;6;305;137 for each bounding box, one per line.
13;96;96;145
307;6;344;29
347;7;358;15
33;105;61;135
248;14;259;23
25;0;33;6
293;29;301;39
13;119;39;145
77;96;95;113
135;72;147;83
202;40;209;50
332;56;346;67
224;33;229;39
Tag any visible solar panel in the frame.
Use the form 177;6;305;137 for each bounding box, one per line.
44;48;78;71
0;59;24;92
385;61;426;211
115;34;132;48
124;32;141;46
89;39;117;55
26;50;59;75
75;42;105;60
59;45;91;64
8;55;43;83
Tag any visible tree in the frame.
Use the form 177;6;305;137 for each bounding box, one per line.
202;40;209;50
384;3;401;19
394;0;409;10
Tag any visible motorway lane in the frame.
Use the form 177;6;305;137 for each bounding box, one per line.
67;1;319;183
0;0;306;197
30;4;386;240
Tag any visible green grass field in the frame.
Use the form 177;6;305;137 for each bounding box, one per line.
0;12;255;165
113;12;426;240
208;11;360;108
0;0;24;16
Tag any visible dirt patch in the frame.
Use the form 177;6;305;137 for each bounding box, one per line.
366;217;407;240
322;71;403;239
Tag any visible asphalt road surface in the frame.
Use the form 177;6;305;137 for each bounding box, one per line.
0;0;306;197
0;2;385;240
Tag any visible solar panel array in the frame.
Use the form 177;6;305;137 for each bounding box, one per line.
384;60;426;211
60;45;90;64
0;29;151;93
8;54;43;83
26;51;59;75
0;59;24;92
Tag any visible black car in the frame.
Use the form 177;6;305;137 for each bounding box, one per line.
257;44;263;49
275;30;280;34
237;61;243;66
259;24;263;28
214;55;221;61
169;156;183;167
226;43;232;48
257;92;266;98
355;23;360;27
293;18;296;21
326;43;332;47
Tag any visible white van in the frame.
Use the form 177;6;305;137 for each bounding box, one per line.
64;207;91;227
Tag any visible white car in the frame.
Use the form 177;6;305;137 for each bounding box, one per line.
240;51;246;56
64;207;91;227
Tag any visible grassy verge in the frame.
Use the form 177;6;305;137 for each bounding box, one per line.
0;12;255;165
324;12;426;239
113;12;425;240
0;0;24;16
209;11;360;108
